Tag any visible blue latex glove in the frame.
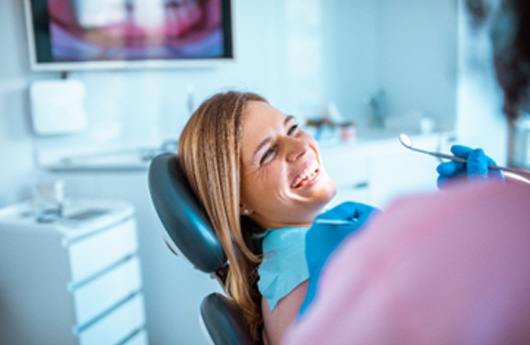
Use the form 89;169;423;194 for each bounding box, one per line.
298;201;379;317
437;145;503;188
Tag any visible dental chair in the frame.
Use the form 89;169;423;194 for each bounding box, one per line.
148;153;259;345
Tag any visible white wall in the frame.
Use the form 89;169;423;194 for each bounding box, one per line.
377;0;458;130
321;0;379;121
29;0;461;161
39;0;457;154
315;0;458;129
33;0;292;160
0;0;37;207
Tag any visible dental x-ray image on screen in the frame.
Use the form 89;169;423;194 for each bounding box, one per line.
25;0;234;71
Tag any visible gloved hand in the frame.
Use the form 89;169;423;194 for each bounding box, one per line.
437;145;503;188
299;201;379;317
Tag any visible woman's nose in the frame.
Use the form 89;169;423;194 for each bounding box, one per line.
285;136;308;163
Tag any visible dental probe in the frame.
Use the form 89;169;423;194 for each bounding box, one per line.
314;219;353;225
398;133;530;177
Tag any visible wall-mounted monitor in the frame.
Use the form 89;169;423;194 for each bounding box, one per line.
25;0;234;71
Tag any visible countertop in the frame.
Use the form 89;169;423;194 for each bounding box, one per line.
44;128;456;172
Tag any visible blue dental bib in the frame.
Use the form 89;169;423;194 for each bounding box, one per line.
257;226;310;310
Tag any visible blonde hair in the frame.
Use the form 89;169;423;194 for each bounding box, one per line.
178;91;266;340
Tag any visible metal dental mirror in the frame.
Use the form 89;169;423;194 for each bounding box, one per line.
398;133;530;176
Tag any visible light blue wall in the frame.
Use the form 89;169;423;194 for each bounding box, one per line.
317;0;458;129
24;0;461;165
0;0;37;207
377;0;458;129
321;0;379;121
0;0;463;192
31;0;460;162
34;0;292;159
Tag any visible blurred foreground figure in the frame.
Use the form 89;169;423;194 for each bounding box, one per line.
285;181;530;345
285;1;530;344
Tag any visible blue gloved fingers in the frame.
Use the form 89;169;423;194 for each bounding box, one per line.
467;148;489;177
486;156;496;167
332;201;363;220
437;145;503;188
305;222;351;278
352;203;379;223
307;202;379;264
437;170;466;188
437;161;465;177
437;175;447;189
450;145;473;158
302;201;379;317
486;156;504;179
350;202;375;218
317;201;372;221
315;202;351;220
436;160;465;188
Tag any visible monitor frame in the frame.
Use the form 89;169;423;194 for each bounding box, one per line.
24;0;236;72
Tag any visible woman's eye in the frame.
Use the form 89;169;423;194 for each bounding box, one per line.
260;146;276;165
287;124;299;136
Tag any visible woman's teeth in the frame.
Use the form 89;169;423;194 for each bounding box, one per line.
292;160;319;188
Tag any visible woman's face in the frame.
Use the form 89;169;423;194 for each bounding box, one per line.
239;101;336;229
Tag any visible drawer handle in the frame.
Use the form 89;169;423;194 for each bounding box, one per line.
350;181;369;190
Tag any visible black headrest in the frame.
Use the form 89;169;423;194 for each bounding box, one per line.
148;153;226;273
200;293;257;345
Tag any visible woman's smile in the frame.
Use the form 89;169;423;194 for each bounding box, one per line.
291;154;321;189
239;100;336;229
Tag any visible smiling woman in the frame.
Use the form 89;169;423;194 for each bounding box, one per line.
178;91;337;344
239;100;336;230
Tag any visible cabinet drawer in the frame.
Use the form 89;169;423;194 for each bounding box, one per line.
68;219;138;283
73;256;142;326
123;329;148;345
79;294;145;345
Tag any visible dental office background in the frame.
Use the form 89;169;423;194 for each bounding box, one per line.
1;0;527;344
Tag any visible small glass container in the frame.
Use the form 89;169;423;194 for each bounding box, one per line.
339;122;356;142
32;179;65;223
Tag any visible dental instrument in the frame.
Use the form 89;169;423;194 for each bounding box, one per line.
398;133;530;176
314;219;353;225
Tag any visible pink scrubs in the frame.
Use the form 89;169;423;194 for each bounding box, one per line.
284;181;530;345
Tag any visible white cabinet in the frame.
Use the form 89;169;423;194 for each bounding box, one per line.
49;171;222;345
323;132;455;209
0;199;148;345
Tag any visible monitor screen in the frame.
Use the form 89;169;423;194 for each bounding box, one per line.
25;0;234;71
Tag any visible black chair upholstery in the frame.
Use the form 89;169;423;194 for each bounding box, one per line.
201;294;254;345
148;153;226;273
148;153;257;345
